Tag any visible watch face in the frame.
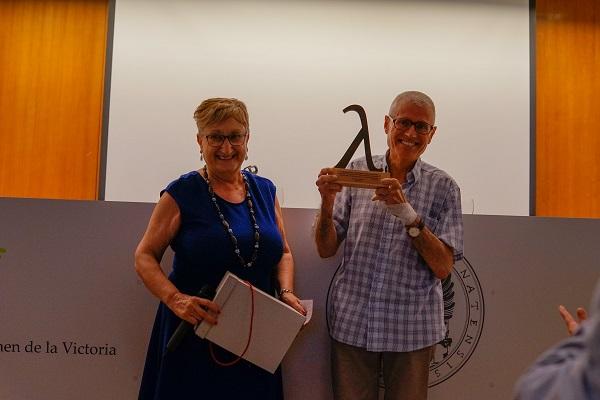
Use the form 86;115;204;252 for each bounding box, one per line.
408;226;421;238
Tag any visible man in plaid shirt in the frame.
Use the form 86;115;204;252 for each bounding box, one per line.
315;91;463;400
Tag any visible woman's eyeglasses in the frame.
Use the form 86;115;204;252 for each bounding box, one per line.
203;133;247;147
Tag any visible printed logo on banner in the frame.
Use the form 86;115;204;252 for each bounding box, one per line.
428;256;485;386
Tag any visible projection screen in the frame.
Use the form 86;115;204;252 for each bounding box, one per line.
105;0;530;215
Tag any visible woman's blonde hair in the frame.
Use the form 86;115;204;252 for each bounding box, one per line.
193;98;249;134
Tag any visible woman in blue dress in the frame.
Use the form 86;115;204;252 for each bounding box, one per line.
135;98;306;399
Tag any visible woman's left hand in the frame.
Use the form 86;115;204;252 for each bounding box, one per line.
281;292;307;316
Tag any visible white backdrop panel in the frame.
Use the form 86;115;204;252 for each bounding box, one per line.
106;0;530;215
2;199;599;399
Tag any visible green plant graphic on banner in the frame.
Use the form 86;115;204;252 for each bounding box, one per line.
0;247;6;258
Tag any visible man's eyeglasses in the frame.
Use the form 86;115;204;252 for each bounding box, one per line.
386;115;434;135
203;133;247;147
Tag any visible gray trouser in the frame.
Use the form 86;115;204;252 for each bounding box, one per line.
331;339;433;400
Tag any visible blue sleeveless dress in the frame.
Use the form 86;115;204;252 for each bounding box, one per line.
138;171;284;400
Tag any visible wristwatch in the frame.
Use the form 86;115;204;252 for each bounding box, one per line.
406;217;425;238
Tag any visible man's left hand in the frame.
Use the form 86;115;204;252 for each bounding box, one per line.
372;178;406;204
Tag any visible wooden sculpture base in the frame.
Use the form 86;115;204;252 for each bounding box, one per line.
330;168;390;189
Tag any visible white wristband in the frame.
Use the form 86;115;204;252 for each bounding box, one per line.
386;203;418;226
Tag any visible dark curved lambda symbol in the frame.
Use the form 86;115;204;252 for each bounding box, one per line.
334;104;383;172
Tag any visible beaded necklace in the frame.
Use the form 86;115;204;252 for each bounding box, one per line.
204;167;260;268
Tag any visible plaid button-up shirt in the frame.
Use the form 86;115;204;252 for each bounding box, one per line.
329;155;464;352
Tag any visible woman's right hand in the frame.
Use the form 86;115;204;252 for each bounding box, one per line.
167;292;220;325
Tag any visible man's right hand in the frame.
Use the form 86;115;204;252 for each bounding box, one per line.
314;168;342;258
316;168;343;206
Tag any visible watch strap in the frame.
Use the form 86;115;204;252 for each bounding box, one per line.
406;216;424;229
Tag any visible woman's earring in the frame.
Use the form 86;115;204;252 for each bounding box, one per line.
200;152;203;161
245;147;248;160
